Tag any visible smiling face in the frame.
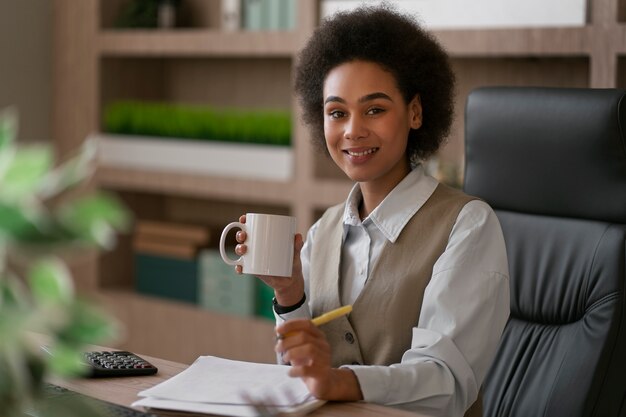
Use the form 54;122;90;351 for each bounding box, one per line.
323;60;422;196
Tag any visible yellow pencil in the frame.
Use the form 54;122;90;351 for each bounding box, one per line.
311;305;353;326
280;305;353;339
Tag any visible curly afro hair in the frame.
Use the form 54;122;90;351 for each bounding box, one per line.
294;5;455;163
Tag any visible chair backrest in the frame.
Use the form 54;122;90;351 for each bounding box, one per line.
463;87;626;417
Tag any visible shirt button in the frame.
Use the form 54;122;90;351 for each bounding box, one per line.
344;332;355;344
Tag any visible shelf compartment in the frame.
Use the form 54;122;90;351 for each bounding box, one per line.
96;189;293;293
100;0;221;30
100;57;293;114
434;27;591;57
98;30;298;57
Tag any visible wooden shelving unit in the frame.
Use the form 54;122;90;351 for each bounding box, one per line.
98;30;299;57
52;0;625;364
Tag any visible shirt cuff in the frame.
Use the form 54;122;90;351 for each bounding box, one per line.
273;294;306;314
340;365;392;403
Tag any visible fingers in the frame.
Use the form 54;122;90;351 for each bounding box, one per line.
235;243;247;256
239;214;247;223
276;318;317;338
275;322;331;378
275;320;328;357
236;230;247;243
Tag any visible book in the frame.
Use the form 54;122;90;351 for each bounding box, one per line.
133;235;198;260
133;356;325;416
135;253;200;304
279;0;296;30
242;0;264;30
198;250;256;317
136;220;211;246
221;0;241;31
266;0;281;30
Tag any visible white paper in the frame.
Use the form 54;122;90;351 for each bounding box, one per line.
133;396;326;417
320;0;587;29
138;356;317;407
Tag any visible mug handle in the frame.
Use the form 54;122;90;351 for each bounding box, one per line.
219;222;246;267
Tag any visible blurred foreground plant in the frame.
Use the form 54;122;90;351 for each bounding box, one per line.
0;107;130;416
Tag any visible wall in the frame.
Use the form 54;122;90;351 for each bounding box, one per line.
0;0;51;143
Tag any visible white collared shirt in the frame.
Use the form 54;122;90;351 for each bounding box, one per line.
276;165;510;417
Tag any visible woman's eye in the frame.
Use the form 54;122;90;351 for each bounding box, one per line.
328;110;345;119
366;107;384;115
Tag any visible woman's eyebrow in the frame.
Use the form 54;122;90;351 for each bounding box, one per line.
324;92;393;105
324;95;345;104
359;92;393;103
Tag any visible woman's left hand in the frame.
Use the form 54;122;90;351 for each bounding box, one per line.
275;319;363;401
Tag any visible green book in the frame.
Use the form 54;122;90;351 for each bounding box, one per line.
135;253;199;304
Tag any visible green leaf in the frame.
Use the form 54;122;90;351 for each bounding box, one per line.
0;146;52;202
39;138;97;199
0;272;30;310
28;258;74;306
59;300;119;345
0;106;18;151
57;192;131;248
44;343;88;377
0;203;44;241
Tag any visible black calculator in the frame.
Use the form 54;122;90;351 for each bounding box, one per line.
84;351;158;377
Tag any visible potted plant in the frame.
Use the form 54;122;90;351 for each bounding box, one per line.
0;107;130;416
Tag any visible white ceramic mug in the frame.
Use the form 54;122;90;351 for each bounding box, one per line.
219;213;296;277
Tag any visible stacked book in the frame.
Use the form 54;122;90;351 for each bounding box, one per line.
133;220;211;304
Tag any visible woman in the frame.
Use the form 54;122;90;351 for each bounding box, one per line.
235;5;509;416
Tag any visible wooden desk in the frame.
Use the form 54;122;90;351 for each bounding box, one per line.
51;348;426;417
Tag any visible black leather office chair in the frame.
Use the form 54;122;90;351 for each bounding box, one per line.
463;87;626;417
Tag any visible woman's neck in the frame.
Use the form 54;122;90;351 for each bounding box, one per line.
358;165;411;220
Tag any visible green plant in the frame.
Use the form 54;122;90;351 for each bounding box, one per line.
104;101;292;146
0;107;131;416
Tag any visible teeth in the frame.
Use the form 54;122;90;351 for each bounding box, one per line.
347;148;378;157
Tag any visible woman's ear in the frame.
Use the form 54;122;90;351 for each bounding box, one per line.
409;95;423;129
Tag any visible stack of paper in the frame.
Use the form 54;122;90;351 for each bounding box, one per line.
132;356;325;417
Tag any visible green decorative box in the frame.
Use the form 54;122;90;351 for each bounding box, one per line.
255;281;275;321
135;253;199;304
199;250;256;317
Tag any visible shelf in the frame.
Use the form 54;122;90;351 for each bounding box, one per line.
96;165;297;204
98;29;299;57
433;27;591;57
96;164;353;208
97;134;293;181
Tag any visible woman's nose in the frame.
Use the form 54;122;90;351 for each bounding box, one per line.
343;115;368;140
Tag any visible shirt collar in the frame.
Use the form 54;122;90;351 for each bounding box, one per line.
342;164;439;243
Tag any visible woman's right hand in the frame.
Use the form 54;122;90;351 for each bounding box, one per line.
234;214;305;307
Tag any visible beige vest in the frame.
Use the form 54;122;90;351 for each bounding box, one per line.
309;183;482;417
